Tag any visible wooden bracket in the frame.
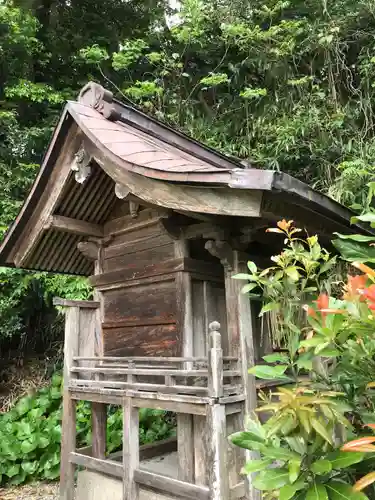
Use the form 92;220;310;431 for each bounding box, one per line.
71;145;92;184
77;235;113;273
205;240;234;270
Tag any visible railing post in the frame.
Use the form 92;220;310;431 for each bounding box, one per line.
208;321;224;398
60;306;79;500
123;396;139;500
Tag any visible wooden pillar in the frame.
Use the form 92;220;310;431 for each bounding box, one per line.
175;239;195;483
123;397;139;500
60;306;79;500
228;251;260;500
207;404;230;500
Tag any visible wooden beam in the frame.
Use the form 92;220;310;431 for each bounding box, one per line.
70;452;122;478
134;469;210;500
45;215;104;238
53;298;100;308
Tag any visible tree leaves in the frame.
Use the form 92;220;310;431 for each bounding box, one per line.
306;483;328;500
248;364;291;380
253;468;290;490
326;451;365;470
326;481;369;499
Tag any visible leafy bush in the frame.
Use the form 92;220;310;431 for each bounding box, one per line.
231;221;375;498
0;373;175;486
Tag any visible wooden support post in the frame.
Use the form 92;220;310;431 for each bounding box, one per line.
207;404;229;500
231;252;260;500
92;403;106;459
123;397;139;500
208;322;223;398
175;239;195;483
60;306;79;500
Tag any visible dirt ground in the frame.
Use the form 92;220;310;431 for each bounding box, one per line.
0;482;59;499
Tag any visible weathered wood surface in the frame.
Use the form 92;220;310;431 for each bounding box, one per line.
60;306;79;500
134;469;210;500
123;396;139;500
208;322;224;398
207;404;230;500
70;452;122;478
44;214;104;238
53;298;100;308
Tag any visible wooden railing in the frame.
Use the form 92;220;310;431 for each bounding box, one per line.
69;322;242;398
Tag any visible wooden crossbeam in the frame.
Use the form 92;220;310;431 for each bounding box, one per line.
44;215;104;238
134;469;210;500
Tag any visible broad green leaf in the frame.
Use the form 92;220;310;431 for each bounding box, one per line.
289;459;301;483
262;352;289;363
326;481;369;499
311;418;333;444
326;451;364;470
248;364;291;380
241;459;272;474
333;233;375;243
332;238;375;263
259;301;280;316
285;436;307;455
230;431;265;451
318;347;340;357
296;353;313;370
6;463;20;477
241;283;257;294
285;266;300;281
300;336;325;348
247;261;257;273
21;439;38;454
21;460;38;474
232;273;253;280
253;468;290;490
311;459;332;475
280;482;306;500
306;483;328;500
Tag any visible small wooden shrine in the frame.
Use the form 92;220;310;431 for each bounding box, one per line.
0;82;370;500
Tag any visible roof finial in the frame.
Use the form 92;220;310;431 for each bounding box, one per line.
78;81;121;121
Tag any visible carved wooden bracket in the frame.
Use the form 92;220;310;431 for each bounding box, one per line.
205;240;234;270
77;236;113;273
71;145;91;184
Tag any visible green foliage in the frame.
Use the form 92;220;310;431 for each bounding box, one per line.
233;220;337;355
0;374;175;486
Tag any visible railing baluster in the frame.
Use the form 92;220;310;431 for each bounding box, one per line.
208;322;224;398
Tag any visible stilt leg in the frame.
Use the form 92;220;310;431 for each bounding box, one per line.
60;391;76;500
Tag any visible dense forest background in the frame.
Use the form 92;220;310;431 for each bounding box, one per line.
1;0;375;372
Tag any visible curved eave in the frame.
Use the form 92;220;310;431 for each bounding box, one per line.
0;93;373;275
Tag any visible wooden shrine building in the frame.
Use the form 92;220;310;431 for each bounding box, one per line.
0;82;370;500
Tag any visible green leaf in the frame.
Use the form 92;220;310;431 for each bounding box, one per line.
289;459;301;483
230;431;265;451
247;261;257;273
241;283;257;294
280;482;306;500
248;364;291;380
326;451;364;470
285;266;300;281
21;439;38;454
311;459;332;475
241;459;272;474
262;353;289;363
326;481;369;500
300;336;325;348
306;483;328;500
253;468;290;490
311;418;333;444
232;273;253;280
259;301;280;316
296;353;313;370
6;463;20;477
333;233;375;243
21;460;38;474
332;238;375;263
